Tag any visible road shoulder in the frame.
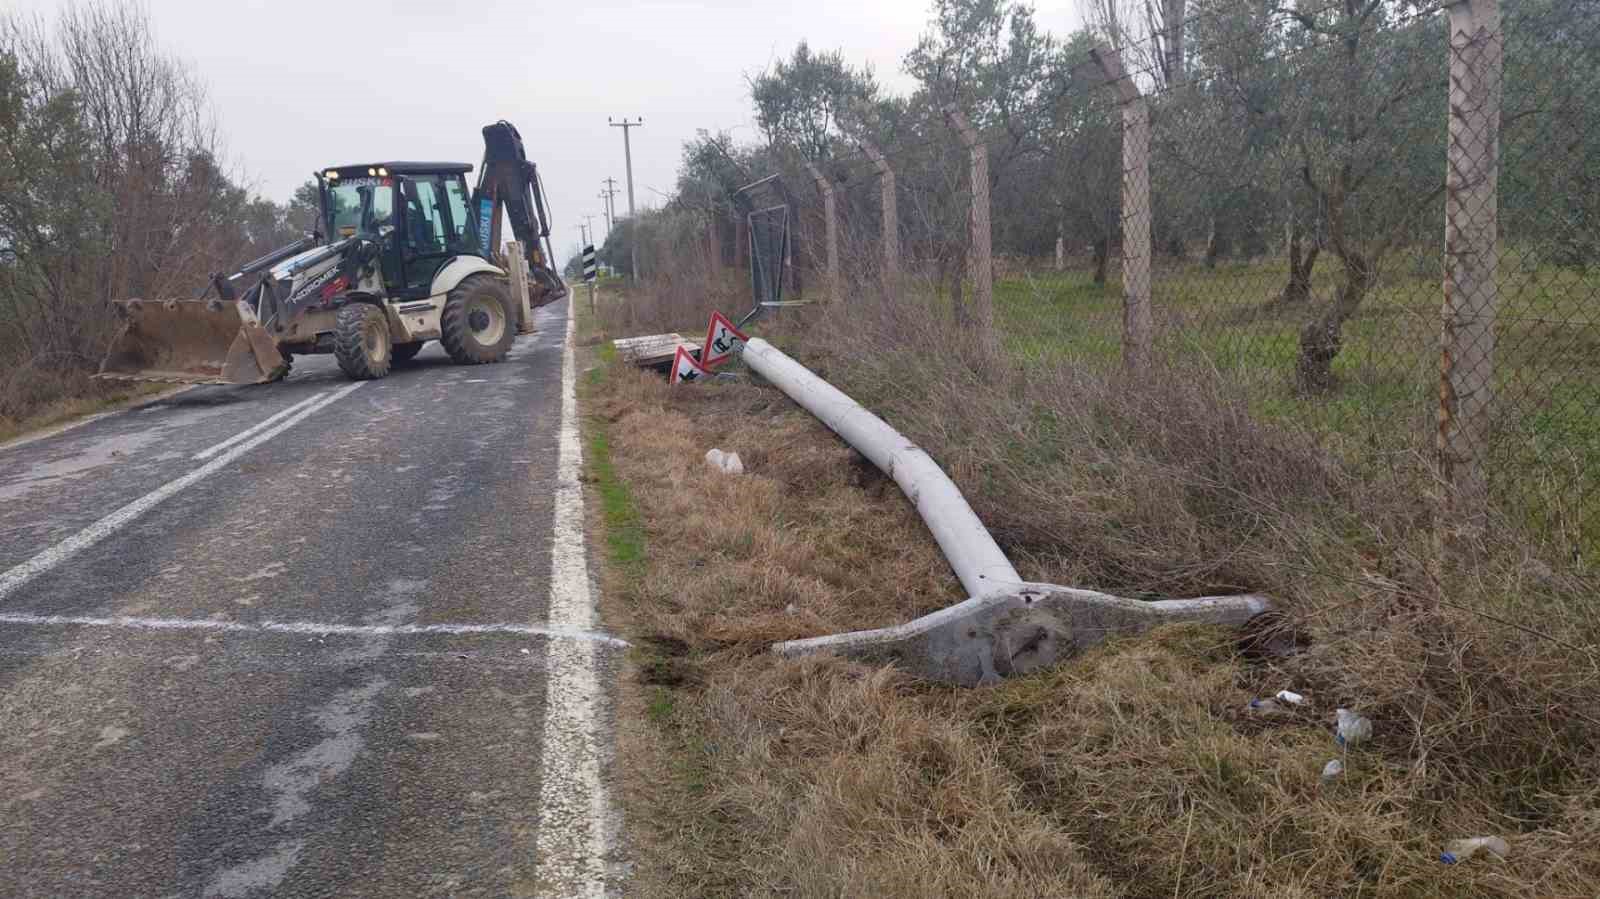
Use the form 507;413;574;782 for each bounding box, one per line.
0;383;189;453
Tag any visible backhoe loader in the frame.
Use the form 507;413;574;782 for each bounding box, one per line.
98;121;567;385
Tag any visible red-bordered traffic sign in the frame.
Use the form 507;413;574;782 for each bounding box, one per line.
670;344;708;385
700;310;748;368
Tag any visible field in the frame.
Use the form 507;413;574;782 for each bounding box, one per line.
992;258;1600;558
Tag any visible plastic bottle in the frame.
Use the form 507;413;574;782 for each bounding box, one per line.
1440;836;1509;864
1321;759;1344;781
1335;708;1372;747
1275;690;1305;706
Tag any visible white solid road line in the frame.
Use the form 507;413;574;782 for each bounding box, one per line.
192;392;327;460
0;382;364;602
534;304;616;896
0;612;631;647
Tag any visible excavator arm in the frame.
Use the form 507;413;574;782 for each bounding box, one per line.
474;120;568;305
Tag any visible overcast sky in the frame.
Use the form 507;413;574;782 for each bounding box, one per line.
14;0;1087;261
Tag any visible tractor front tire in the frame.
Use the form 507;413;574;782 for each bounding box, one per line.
391;341;426;364
334;303;393;380
440;274;515;365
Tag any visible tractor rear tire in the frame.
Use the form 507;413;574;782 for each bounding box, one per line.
440;274;515;365
391;341;426;364
334;303;392;380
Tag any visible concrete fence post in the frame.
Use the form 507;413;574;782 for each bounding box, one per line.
1091;45;1152;371
944;106;996;347
858;139;900;292
804;161;842;304
1437;0;1503;524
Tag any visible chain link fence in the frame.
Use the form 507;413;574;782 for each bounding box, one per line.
635;0;1598;564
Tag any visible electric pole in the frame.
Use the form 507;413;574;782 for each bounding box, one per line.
600;177;620;234
575;222;590;249
608;117;643;280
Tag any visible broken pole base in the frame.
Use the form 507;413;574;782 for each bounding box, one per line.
773;582;1271;687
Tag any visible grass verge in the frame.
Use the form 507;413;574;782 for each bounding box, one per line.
0;381;176;447
586;280;1600;897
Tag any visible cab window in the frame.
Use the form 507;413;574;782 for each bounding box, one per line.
444;176;475;251
400;173;477;291
324;177;394;239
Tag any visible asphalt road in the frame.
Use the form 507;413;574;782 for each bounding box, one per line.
0;298;623;897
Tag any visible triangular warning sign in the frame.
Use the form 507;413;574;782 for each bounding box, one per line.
701;310;748;368
670;344;708;385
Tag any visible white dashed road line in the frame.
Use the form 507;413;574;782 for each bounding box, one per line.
0;382;365;602
533;304;617;896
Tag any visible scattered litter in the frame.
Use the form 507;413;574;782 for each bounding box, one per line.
519;648;530;655
785;603;798;615
705;448;745;475
1441;835;1509;864
1321;759;1344;781
1335;708;1373;747
1248;698;1289;715
1249;690;1306;716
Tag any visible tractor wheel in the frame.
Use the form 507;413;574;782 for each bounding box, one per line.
334;303;392;380
440;274;515;365
391;341;426;364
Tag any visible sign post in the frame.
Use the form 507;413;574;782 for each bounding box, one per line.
581;244;598;316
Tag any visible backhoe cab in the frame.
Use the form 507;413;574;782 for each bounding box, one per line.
96;121;565;386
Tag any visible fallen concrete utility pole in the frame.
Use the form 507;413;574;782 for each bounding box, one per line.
741;338;1271;686
742;338;1019;599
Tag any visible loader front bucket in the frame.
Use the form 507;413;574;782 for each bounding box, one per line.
96;299;286;386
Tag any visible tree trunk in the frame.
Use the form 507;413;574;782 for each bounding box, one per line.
1279;224;1319;304
1204;215;1222;269
1295;253;1372;392
950;251;970;324
1092;236;1109;286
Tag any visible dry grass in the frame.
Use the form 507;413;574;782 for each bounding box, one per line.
0;367;170;445
591;268;748;343
585;283;1600;897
